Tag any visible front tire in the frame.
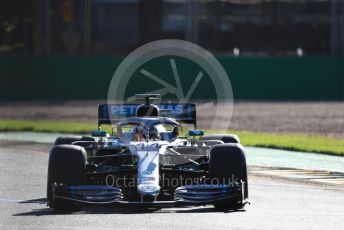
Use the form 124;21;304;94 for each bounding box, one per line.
210;143;248;210
47;145;87;211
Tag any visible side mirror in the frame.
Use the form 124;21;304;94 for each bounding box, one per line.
188;130;204;137
91;130;110;138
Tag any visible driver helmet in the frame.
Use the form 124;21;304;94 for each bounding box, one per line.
148;126;159;139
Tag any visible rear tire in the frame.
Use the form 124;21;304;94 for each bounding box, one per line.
201;134;240;144
210;143;248;210
47;145;87;211
54;136;95;146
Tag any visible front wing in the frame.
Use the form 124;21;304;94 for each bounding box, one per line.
52;183;249;208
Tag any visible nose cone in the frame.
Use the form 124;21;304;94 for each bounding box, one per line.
136;142;161;196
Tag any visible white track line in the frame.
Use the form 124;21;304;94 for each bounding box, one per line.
0;198;24;203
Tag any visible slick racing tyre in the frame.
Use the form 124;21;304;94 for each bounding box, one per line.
47;145;87;211
54;136;95;145
201;134;240;144
210;143;248;210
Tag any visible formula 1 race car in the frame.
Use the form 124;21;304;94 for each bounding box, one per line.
47;94;249;211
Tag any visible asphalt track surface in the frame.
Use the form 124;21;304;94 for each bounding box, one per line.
0;141;343;230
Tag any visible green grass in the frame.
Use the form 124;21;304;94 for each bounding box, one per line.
0;119;96;134
1;119;344;156
206;130;344;156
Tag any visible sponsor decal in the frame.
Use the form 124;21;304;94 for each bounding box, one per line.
142;170;152;176
140;185;157;192
139;177;155;182
110;105;137;116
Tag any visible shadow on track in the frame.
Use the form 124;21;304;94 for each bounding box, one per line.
19;198;47;204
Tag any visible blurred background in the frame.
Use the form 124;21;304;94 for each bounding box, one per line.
0;0;343;101
1;0;344;136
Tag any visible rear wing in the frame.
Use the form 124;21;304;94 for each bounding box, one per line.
98;103;196;128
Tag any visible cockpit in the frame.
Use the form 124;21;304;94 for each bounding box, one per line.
116;117;179;142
